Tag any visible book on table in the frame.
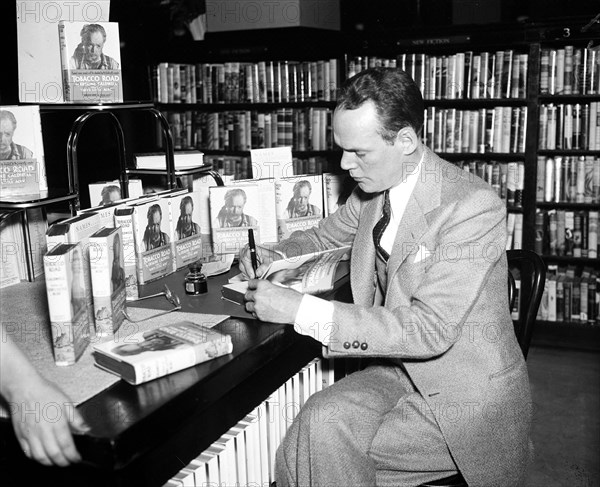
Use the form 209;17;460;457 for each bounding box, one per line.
221;245;351;305
0;105;48;198
43;242;90;366
58;20;123;103
89;226;126;337
134;151;205;170
92;319;233;385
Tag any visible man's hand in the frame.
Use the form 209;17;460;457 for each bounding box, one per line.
239;244;284;279
244;279;304;324
8;375;89;467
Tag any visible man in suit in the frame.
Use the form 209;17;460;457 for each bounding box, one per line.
240;68;532;486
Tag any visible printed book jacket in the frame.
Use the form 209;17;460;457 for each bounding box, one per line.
0;105;48;198
92;319;232;385
58;21;123;103
43;243;90;366
222;246;351;305
89;226;126;337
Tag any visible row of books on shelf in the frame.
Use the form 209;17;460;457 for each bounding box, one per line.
536;267;598;325
538;102;600;151
347;49;528;100
534;209;598;258
539;46;600;96
154;59;339;105
455;160;524;208
536;155;600;204
163;107;334;152
165;358;334;487
423;106;527;154
204;154;336;182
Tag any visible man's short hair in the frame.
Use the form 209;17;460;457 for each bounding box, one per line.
101;184;120;199
224;188;247;205
293;180;312;195
80;23;107;41
336;67;424;143
147;203;162;220
0;110;17;130
180;195;194;211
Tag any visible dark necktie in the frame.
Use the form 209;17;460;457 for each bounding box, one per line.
373;190;391;262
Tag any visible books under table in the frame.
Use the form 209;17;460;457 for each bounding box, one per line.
92;319;233;385
222;246;351;305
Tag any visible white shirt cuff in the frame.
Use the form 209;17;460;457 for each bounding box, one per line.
293;293;335;346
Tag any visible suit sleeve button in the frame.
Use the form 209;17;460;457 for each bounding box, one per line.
352;341;360;349
343;342;351;349
360;342;368;350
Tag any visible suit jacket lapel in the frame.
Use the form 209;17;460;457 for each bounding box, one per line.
387;149;442;284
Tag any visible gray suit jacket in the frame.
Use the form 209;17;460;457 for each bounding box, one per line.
277;149;532;486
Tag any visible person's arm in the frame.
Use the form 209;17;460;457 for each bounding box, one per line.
0;327;88;466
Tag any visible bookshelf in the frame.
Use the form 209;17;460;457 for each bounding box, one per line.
147;23;599;346
529;38;599;345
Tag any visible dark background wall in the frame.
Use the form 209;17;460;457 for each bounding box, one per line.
0;0;598;207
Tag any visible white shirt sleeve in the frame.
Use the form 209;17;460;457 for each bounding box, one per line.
293;293;335;347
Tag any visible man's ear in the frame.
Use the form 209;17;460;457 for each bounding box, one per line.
396;127;419;155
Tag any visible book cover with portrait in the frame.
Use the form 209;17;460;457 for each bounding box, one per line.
92;319;232;385
209;184;261;255
58;21;123;103
46;212;103;335
131;198;174;284
167;190;204;270
275;175;324;240
89;226;126;337
43;242;90;366
0;105;48;197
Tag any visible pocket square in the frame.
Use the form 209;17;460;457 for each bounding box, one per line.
413;244;434;263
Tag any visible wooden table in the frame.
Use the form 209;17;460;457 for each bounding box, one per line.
0;267;351;487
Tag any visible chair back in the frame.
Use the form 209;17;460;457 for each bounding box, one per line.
506;249;546;360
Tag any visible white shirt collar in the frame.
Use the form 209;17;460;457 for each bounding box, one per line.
380;153;424;254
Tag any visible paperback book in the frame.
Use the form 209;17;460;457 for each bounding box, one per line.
89;226;126;337
46;212;103;333
92;319;233;385
209;184;262;255
58;21;123;103
222;246;351;305
88;179;143;208
43;242;90;366
113;206;139;300
166;190;204;270
131;197;174;284
0;105;48;197
134;151;206;170
274;175;323;240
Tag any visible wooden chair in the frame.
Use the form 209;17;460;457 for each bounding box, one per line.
419;249;546;486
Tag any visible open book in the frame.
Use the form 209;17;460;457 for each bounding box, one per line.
221;246;351;305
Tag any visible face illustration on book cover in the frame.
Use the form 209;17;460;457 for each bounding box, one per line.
69;23;120;71
176;195;201;239
215;188;258;228
110;330;184;356
285;180;322;218
99;184;121;206
111;232;126;291
69;247;87;322
0;109;33;161
143;204;170;251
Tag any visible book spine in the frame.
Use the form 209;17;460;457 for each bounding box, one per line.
43;247;90;366
114;211;139;300
57;22;71;102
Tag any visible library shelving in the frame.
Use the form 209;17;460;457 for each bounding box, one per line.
148;22;599;346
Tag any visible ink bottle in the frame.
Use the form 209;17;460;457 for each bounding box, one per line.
185;263;208;295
